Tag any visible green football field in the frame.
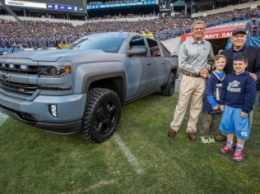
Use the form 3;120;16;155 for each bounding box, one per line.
1;92;260;194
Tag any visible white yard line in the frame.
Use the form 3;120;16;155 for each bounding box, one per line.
113;133;144;174
0;112;8;126
0;112;144;174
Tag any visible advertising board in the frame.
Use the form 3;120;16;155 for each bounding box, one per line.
4;0;85;12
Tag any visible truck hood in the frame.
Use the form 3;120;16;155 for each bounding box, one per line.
2;49;108;62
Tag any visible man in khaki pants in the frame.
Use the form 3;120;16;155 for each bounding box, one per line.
168;20;214;140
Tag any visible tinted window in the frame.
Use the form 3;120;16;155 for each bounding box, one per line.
147;38;161;57
160;43;171;57
129;36;145;48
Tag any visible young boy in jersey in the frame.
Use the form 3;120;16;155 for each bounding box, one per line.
200;55;226;143
219;55;256;162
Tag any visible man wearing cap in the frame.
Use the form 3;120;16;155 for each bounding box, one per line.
245;13;260;36
216;28;260;141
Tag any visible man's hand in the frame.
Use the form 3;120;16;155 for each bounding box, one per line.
199;68;209;78
250;72;257;81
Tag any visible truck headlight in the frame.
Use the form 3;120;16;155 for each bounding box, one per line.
39;65;71;78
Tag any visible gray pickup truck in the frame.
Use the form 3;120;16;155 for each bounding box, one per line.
0;32;178;142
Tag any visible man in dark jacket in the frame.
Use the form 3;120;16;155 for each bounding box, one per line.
216;28;260;141
221;28;260;81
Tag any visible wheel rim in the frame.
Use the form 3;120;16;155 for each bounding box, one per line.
93;98;119;135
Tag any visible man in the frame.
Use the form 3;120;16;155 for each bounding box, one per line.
245;13;260;36
168;20;214;141
216;28;260;141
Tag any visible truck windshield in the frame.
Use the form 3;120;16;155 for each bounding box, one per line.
68;36;125;53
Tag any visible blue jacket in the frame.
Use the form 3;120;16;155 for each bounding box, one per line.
220;70;256;113
202;71;225;114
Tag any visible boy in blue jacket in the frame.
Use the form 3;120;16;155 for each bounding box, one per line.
200;55;226;143
219;55;256;162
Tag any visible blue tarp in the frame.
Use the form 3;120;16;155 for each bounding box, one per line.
225;36;260;49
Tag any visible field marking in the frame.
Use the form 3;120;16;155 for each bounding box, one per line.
0;111;144;174
113;133;144;174
0;112;8;126
61;180;117;194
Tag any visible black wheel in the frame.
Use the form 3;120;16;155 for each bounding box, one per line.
80;88;121;143
161;72;176;96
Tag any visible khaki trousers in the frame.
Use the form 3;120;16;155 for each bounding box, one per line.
170;74;206;133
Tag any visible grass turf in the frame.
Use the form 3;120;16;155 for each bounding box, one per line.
0;92;260;194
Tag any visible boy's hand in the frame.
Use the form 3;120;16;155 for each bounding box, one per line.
241;111;247;118
219;105;224;111
212;105;219;110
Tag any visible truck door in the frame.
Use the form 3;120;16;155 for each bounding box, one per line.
145;38;166;90
125;35;150;99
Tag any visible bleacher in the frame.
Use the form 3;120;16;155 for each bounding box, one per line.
0;0;260;53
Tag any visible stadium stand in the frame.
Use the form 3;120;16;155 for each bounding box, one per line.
0;0;260;52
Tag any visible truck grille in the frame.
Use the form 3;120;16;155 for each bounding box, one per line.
0;81;38;95
0;63;38;95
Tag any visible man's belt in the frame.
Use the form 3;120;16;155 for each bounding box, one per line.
182;71;201;78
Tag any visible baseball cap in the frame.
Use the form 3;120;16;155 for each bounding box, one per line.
232;28;246;36
250;13;257;17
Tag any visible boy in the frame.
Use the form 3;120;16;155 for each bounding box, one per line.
219;55;256;162
200;55;226;143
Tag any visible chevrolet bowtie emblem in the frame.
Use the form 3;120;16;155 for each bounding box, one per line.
0;73;10;81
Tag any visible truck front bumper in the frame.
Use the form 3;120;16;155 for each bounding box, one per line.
0;94;87;134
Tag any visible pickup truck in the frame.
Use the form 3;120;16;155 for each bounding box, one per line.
0;32;178;143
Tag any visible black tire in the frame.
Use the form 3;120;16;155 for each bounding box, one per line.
80;88;121;143
161;72;176;96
